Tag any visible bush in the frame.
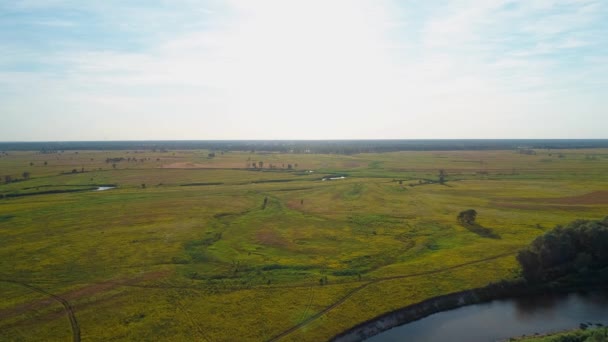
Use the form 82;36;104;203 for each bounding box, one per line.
457;209;477;225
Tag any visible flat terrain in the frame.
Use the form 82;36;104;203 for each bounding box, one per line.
0;148;607;341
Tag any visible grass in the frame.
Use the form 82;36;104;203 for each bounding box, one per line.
1;148;607;341
515;327;608;341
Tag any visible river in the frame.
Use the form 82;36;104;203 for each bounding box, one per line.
367;291;608;342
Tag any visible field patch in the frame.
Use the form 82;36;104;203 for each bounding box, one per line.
493;202;588;211
543;190;608;205
160;162;208;168
256;228;289;248
0;271;168;322
493;190;608;211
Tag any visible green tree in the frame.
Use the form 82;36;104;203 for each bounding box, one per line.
517;217;608;282
457;209;477;225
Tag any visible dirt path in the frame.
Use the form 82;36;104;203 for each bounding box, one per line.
267;251;516;342
0;279;80;342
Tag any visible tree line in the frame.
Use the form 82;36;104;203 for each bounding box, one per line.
517;217;608;282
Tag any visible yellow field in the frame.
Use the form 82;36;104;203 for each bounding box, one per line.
1;148;607;341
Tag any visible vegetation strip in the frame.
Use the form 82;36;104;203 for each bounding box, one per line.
2;188;98;198
180;182;224;186
267;251;515;342
0;279;80;342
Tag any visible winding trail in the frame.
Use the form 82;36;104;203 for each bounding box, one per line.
267;251;515;342
0;279;80;342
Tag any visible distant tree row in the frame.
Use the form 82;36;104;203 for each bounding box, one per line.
3;140;608;153
517;217;608;282
105;157;151;163
3;172;31;184
245;161;298;170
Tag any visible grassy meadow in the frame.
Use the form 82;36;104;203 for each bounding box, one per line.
1;148;607;341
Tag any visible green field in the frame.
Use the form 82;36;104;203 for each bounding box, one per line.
1;148;607;341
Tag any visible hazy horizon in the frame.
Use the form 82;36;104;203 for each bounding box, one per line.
2;0;607;140
2;138;608;143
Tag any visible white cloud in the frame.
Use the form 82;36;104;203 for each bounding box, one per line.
1;0;607;140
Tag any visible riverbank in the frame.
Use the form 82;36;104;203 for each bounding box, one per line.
331;269;608;342
510;326;608;341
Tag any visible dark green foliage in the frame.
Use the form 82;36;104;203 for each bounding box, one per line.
180;182;224;186
259;264;313;271
0;215;15;222
457;209;477;225
332;269;360;276
457;209;499;238
517;217;608;281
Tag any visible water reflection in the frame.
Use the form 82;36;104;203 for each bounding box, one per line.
367;291;608;342
513;294;561;321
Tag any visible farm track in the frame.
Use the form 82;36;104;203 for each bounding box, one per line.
266;251;516;342
297;285;316;326
0;279;80;342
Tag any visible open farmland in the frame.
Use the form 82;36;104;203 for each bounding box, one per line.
1;147;607;341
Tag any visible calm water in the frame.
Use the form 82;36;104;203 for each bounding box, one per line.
95;186;115;191
367;291;608;342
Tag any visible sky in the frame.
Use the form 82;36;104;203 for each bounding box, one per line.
1;0;607;141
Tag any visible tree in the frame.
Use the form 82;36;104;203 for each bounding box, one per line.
457;209;477;225
258;161;264;169
517;217;608;282
4;175;12;183
44;161;48;166
29;162;34;166
22;171;30;179
439;169;446;184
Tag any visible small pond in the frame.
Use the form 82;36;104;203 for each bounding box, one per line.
322;176;346;181
95;186;115;191
367;291;608;342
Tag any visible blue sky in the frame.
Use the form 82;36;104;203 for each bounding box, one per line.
1;0;607;140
